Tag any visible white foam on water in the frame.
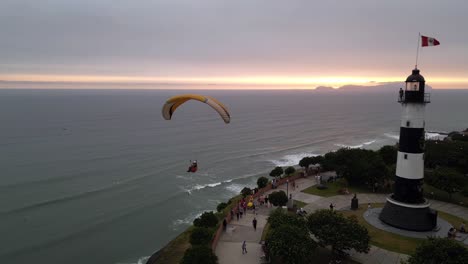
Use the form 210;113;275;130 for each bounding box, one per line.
171;211;204;230
426;132;447;140
385;132;447;141
334;139;376;149
269;152;320;167
384;133;399;140
185;177;235;194
225;183;247;194
114;256;149;264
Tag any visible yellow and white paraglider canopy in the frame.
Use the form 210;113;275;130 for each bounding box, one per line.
162;94;231;124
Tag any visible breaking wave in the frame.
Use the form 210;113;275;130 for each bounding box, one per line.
334;140;377;149
269;153;320;167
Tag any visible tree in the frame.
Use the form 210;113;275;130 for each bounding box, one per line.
268;208;307;229
299;157;313;170
427;167;465;199
190;227;214;245
285;166;296;177
240;187;252;197
181;245;218;264
266;225;317;264
322;148;389;189
193;212;218;228
406;237;468;264
268;191;288;207
310;155;324;166
269;166;284;178
307;209;370;256
257;176;269;189
216;202;228;213
378;145;398;165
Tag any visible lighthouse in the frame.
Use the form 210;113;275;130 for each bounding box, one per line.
379;68;437;231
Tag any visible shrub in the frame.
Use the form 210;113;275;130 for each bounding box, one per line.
269;166;284;178
257;176;269;189
284;166;296;177
307;209;370;256
193;212;218;228
189;227;214;245
268;208;307;229
216;202;228;212
180;245;218;264
266;224;316;264
268;191;288;207
240;187;252;197
462;187;468;197
406;237;468;264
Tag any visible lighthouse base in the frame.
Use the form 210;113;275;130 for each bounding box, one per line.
379;196;437;231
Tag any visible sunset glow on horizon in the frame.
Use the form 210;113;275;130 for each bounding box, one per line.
2;73;468;89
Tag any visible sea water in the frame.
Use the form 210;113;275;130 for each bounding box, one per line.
0;89;467;264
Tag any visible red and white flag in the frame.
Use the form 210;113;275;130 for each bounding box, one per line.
421;35;440;47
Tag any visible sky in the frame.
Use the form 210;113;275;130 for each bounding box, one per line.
1;0;468;89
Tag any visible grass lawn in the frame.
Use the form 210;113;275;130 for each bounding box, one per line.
342;203;422;255
341;203;468;255
424;183;468;208
301;178;382;197
293;199;308;208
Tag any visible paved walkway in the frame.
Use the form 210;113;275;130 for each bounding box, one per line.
215;175;468;264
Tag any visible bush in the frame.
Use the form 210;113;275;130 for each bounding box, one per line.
189;227;214;245
406;237;468;264
322;148;389;189
307;209;370;256
257;176;269;189
241;187;252;197
266;224;317;264
181;245;218;264
216;202;228;213
193;212;218;228
284;166;296;177
268;191;288;207
269;166;284;178
378;145;397;165
463;187;468;197
268;208;307;229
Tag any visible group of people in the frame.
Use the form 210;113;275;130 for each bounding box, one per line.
448;222;466;239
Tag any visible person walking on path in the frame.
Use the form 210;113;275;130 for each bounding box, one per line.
236;210;240;221
329;203;334;211
242;241;248;254
223;218;227;231
253;217;257;231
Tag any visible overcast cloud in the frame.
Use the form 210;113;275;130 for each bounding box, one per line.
1;0;467;86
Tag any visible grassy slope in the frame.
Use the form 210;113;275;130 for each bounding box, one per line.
149;226;193;264
425;183;468;208
341;203;467;255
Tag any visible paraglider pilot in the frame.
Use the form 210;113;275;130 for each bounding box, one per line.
187;160;198;173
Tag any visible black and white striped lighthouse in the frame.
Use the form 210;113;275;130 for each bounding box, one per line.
379;68;437;231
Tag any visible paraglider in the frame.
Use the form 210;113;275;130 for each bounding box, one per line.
187;160;198;173
161;94;231;124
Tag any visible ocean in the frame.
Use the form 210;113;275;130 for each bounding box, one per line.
0;89;467;264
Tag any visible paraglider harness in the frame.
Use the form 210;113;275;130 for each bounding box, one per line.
187;160;198;173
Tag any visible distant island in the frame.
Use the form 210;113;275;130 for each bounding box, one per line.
313;82;433;92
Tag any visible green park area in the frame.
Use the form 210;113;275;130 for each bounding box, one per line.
151;136;468;264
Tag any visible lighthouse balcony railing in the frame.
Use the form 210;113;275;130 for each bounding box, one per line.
397;93;431;103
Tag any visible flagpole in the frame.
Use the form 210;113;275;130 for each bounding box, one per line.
415;33;420;69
